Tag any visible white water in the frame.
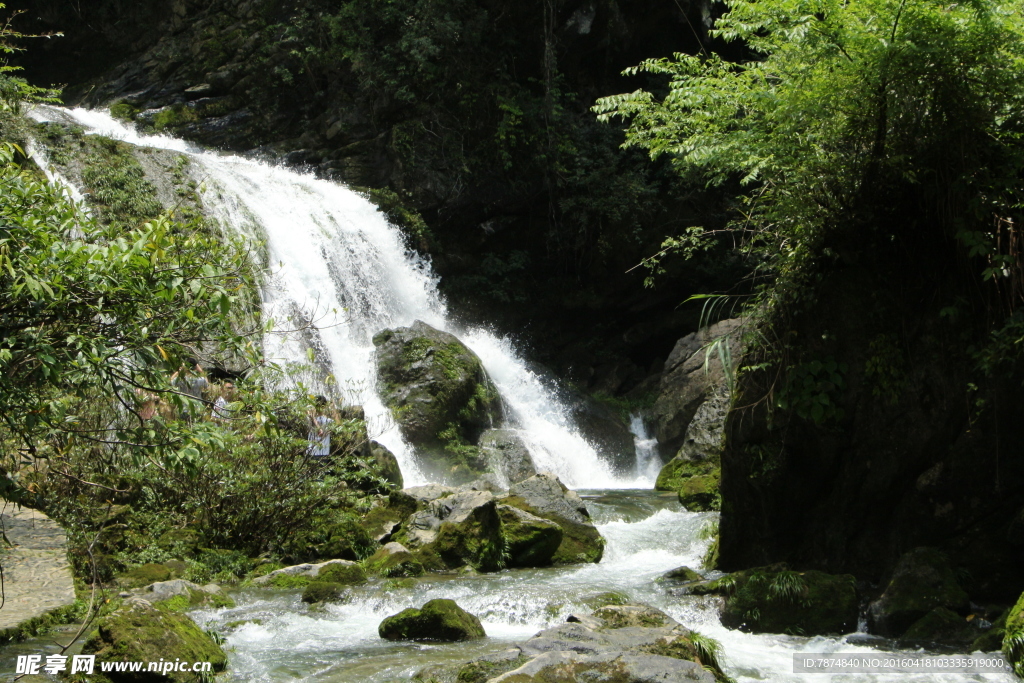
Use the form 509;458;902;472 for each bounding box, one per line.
30;106;628;488
629;412;662;482
183;491;1013;683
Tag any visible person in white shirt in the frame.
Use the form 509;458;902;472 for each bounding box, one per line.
307;396;333;458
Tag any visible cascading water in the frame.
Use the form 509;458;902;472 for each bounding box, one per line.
33;106;629;488
22;107;1016;683
628;412;662;482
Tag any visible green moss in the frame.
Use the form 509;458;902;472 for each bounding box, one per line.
592;604;673;629
1003;592;1024;676
82;601;227;682
109;101;140;122
498;506;562;568
455;655;531;683
117;563;172;588
900;607;974;646
503;495;604;565
316;563;367;585
0;599;91;646
251;562;285;578
79;136;163;229
720;568;859;635
432;504;503;571
153;589;234;613
378;598;485;641
362;547;425;577
581;591;631;609
659;566;704;583
678;471;721;512
655;457;718;492
301;581;349;604
268;573;312;588
152;104;199;132
642;632;732;683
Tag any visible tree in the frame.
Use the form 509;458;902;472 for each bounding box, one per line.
0;139;260;494
595;0;1024;320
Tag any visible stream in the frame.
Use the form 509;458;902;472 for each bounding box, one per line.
17;106;1019;682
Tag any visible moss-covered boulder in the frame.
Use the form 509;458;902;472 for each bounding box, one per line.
659;566;704;583
696;567;858;635
301;581;349;604
393;490;504;571
373;321;501;482
678;471;721;511
116;563;173;589
592;604;675;630
316;562;367;585
655;455;718;492
82;599;227;682
504;473;605;565
362;542;425;577
1003;592;1024;677
867;547;970;637
899;607;975;647
369;440;404;488
378;598;485;641
146;580;234;611
497;504;562;568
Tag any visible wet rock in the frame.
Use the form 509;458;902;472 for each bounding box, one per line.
145;579;233;609
82;600;227;682
504;473;605;565
252;559;362;586
373;321;502;483
362;542;425;577
694;567;858;636
867;547;970;637
652;318;744;459
497;504;563;568
378;598;485;641
678;472;721;512
369;440;403;488
899;607;976;647
478;428;536;485
301;581;349;605
420;601;727;682
402;483;458;504
659;566;704;583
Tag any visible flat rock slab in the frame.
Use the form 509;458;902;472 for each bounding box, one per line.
0;507;76;630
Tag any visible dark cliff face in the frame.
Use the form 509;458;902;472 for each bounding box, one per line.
719;226;1024;601
10;0;744;390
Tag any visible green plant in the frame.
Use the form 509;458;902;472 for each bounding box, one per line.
775;359;847;424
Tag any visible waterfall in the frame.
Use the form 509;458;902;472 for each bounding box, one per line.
628;413;662;483
30;107;631;488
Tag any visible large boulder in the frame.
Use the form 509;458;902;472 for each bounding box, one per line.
423;603;725;683
378;598;485;641
691;567;858;636
373;321;502;483
497;504;563;568
82;599;228;682
652;318;744;459
478;429;536;485
504;473;605;565
369;440;404;489
252;559;364;587
867;547;970;637
394;489;504;571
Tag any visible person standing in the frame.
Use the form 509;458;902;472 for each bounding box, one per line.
307;396;333;459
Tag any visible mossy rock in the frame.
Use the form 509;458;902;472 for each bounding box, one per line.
267;573;313;589
373;321;501;480
317;563;367;585
117;563;172;589
455;654;532;683
82;600;227;682
717;568;858;636
1003;591;1024;676
362;546;425;578
899;607;975;647
678;471;721;512
641;631;731;683
431;500;504;571
868;547;970;637
318;513;377;561
592;604;674;629
659;566;704;583
497;504;563;568
378;598;485;641
301;581;350;604
503;494;604;566
356;504;407;545
655;456;718;492
581;591;631;609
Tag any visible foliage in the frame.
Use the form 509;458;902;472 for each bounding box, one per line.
595;0;1024;360
775;358;847;423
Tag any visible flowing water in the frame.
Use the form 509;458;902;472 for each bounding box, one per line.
18;107;1018;682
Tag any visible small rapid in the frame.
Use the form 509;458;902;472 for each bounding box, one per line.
188;491;1014;683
